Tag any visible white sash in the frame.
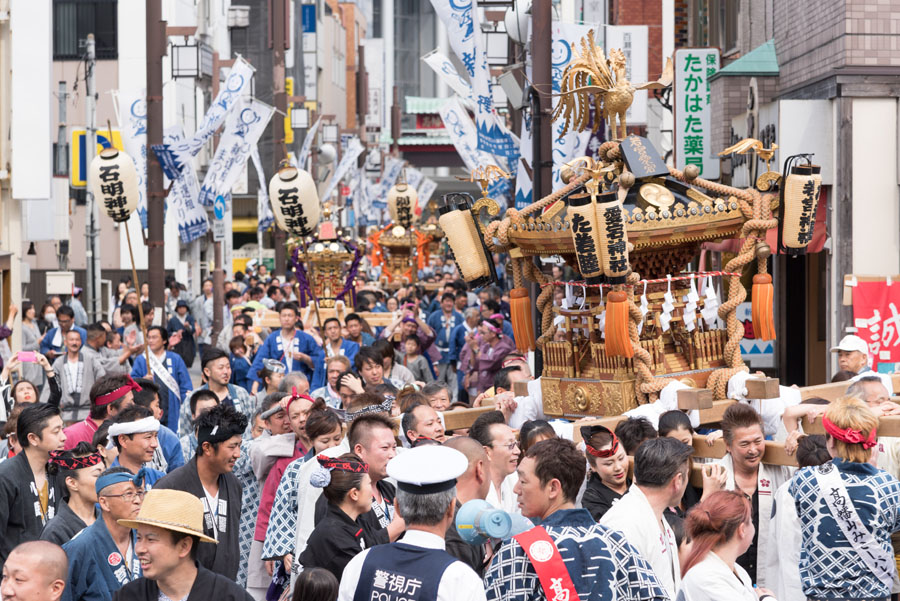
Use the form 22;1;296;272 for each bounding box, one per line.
814;462;895;589
148;352;180;401
277;333;299;372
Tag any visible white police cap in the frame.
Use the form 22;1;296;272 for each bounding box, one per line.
387;445;468;494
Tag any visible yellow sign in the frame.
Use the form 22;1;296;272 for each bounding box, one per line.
70;129;125;188
284;77;295;145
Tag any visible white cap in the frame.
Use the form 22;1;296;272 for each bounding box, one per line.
387;445;468;494
831;335;868;356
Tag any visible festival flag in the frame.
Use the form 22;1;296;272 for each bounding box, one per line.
162;126;207;243
321;137;365;202
422;50;474;101
116;89;149;227
197;97;274;206
154;57;255;178
250;146;273;234
296;116;323;171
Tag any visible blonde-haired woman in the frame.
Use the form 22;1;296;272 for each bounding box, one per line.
791;396;900;601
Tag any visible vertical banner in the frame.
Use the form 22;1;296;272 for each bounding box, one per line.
430;0;518;162
198;97;274;206
852;281;900;373
551;23;594;191
417;177;437;210
250;146;273;234
422;49;474;101
116;89;149;228
321;137;365;202
296;116;322;171
674;48;720;178
154;57;255;177
377;156;406;208
162;126;207;243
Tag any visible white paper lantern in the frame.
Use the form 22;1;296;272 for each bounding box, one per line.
89;148;140;223
387;183;418;228
504;0;531;43
269;165;320;236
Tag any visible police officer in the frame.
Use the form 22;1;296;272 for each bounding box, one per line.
337;445;486;601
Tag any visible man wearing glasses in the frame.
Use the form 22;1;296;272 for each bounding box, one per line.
62;466;145;601
469;410;521;515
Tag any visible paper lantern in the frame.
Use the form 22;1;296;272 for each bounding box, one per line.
388;183;418;228
438;194;494;288
567;192;604;285
595;190;631;284
89;148;140;223
780;164;821;255
269;165;320;236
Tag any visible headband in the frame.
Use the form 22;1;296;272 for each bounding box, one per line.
94;376;142;407
108;417;160;438
310;454;368;488
822;415;877;450
489;313;505;322
343;395;395;422
49;450;103;471
286;387;314;412
402;316;418;325
581;425;621;458
501;356;525;369
197;423;244;446
263;358;286;374
483;321;502;335
95;468;146;495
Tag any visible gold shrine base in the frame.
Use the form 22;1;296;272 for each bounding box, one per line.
541;377;640;418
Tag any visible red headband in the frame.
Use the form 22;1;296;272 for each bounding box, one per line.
94;376;142;406
49;450;104;470
581;425;621;458
489;313;505;322
317;455;368;473
501;356;526;369
286;387;314;412
822;415;877;450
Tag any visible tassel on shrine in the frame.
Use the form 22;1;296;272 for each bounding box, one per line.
604;290;634;357
751;274;776;341
509;288;535;353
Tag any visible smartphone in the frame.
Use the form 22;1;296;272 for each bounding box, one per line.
17;351;36;363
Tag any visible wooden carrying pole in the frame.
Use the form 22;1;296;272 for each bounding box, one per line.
124;224;152;368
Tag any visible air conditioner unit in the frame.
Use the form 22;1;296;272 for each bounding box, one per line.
228;6;250;28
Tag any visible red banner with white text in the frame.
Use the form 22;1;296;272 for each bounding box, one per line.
852;280;900;372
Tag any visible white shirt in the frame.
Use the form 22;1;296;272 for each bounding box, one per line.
600;484;680;598
508;378;546;430
765;480;802;601
338;529;486;601
679;551;759;601
486;472;520;515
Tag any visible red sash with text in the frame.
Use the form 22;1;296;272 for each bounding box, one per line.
514;526;579;601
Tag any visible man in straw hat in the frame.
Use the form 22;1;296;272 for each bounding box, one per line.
112;489;252;601
338;445;486;601
62;466;145;601
154;404;248;580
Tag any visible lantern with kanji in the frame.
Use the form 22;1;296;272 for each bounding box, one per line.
269;165;320;236
779;163;821;255
387;182;418;229
595;190;631;284
89;148;140;222
567;191;605;285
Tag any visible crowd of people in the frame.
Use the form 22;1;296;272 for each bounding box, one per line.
1;265;900;601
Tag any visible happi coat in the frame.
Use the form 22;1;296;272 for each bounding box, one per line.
600;484;681;598
131;350;193;433
0;452;65;571
483;508;668;601
248;328;325;389
62;516;141;601
718;452;793;588
112;564;253;601
154;456;243;580
41;501;98;545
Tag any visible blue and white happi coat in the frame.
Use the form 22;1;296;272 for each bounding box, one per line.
483;508;669;601
791;458;900;600
233;438;260;587
262;450;314;560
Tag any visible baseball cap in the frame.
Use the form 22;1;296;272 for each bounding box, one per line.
831;335;868;355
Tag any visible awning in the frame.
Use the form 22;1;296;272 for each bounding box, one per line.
710;39;779;80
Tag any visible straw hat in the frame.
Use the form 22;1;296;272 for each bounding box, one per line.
118;489;217;543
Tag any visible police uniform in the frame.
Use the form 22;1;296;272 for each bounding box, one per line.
337;446;486;601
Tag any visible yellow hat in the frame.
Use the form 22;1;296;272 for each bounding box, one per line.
118;489;217;543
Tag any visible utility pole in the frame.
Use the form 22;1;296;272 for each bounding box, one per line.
84;34;101;321
390;86;400;157
272;0;288;275
210;52;226;343
146;0;166;312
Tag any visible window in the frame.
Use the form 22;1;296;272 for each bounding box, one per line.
53;0;118;60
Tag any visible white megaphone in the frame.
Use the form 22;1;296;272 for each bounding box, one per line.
455;499;534;545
